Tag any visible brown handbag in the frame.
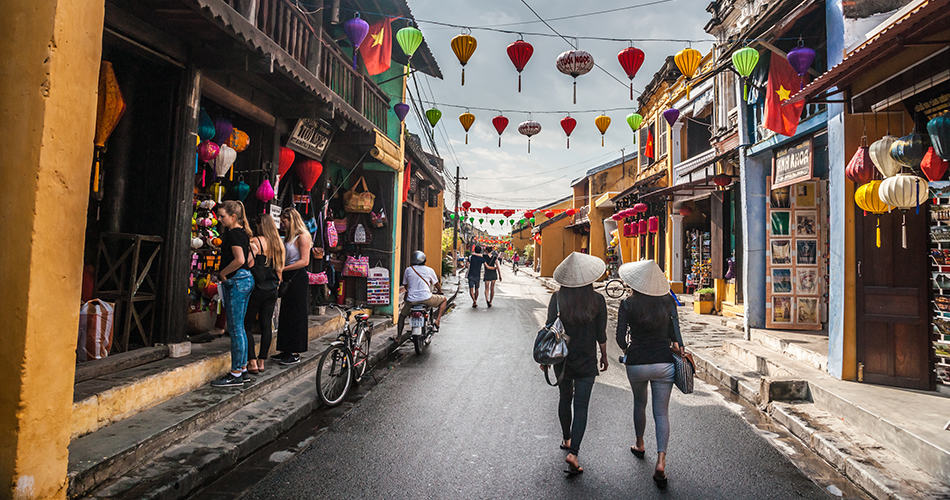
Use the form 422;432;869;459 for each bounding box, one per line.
344;176;376;213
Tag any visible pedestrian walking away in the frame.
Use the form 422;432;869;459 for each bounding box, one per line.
212;201;255;387
544;252;608;476
274;208;312;366
398;250;448;335
467;245;486;307
616;259;684;490
483;247;502;307
244;215;285;374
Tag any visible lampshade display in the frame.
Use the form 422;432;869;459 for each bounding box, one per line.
854;180;892;248
212;144;237;178
228;128;250;152
845;141;875;185
879;173;928;209
870;136;901;178
278;147;295;177
297;159;323;191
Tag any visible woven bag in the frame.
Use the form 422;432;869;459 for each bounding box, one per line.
344;176;375;213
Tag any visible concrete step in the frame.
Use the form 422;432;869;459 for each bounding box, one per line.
749;328;829;372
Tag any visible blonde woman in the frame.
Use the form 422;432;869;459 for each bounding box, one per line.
212;201;255;387
245;215;285;373
274;208;312;365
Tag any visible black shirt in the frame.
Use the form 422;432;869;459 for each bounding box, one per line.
220;227;251;279
546;290;607;379
616;294;684;365
467;254;486;279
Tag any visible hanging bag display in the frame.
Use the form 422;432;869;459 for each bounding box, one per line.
370;208;388;228
353;223;368;244
326;221;339;249
344;176;376;213
343;255;370;277
308;271;329;285
333;218;348;234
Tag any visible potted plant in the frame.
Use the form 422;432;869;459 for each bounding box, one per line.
694;288;715;314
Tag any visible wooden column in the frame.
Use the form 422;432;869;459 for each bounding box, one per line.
710;191;725;279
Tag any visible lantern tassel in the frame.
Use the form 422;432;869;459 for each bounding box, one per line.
876;217;881;248
93;160;100;194
518;74;522;93
686;82;690;100
202;169;206;188
916;183;920;214
902;213;907;249
567;137;570;149
528;138;531;154
601;135;605;147
498;136;501;148
465;133;468;145
629;82;633;101
461;68;465;86
573;80;577;104
352;52;358;71
229;166;233;182
743;80;748;101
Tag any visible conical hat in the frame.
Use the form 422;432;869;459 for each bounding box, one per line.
553;252;606;288
618;260;670;296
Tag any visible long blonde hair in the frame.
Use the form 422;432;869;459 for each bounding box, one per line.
256;216;285;271
282;208;310;243
219;200;252;236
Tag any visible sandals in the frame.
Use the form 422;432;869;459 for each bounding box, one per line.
630;446;645;459
564;455;583;476
653;470;668;489
559;440;571;451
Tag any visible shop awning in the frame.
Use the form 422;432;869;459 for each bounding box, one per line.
788;0;950;105
614;170;667;200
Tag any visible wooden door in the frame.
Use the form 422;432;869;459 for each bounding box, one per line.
855;207;932;389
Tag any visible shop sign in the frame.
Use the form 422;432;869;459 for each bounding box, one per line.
269;204;282;226
771;139;813;190
286;118;333;160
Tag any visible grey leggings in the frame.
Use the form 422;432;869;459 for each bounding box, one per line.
625;362;675;453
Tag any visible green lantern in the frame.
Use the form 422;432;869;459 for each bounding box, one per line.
478;218;484;224
489;219;495;225
519;218;526;224
425;108;442;128
731;47;759;101
529;217;536;224
449;213;456;220
396;26;424;65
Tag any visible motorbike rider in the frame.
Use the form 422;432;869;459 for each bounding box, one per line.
398;250;448;336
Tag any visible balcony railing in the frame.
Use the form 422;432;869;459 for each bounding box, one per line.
320;38;390;131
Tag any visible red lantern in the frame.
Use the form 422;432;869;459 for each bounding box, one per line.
544;210;555;218
846;139;875;185
492;115;509;147
922;146;948;182
506;39;534;92
279;147;295;177
622;222;634;237
638;219;648;234
648;216;659;233
462;201;472;210
678;205;693;217
617;46;645;100
713;174;732;187
525;211;534;218
483;206;491;213
633;202;648;214
297;159;323;191
560;116;577;149
566;208;577;216
611;213;622;221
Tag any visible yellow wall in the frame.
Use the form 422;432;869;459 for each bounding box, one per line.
539;216;575;277
0;1;105;497
423;192;444;284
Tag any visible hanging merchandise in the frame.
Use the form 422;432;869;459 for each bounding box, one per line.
617;46;645;100
367;266;390;305
633;202;648;214
663;108;680;127
213;144;237;179
922;147;949;182
674;47;702;99
343;255;370;277
731;47;759;101
626;113;643;144
506;38;533;92
713;173;732;188
595;114;611;147
879;173;928;248
459;112;475;144
462;201;472;210
353;223;368;244
343;13;370;70
450;32;477;85
198;141;220;163
344;176;376;213
396;24;424;68
213;118;233;145
518;120;541;153
426;108;442;127
870;136;901;178
928;114;950;159
228;128;250;152
638;219;648;234
210;181;226;203
256;179;275;209
786;41;815;90
394;102;410;122
326;220;339;248
197;108;216;141
846;137;875;185
492;115;509;147
556;49;594;104
92;61;127;197
278;146;295;177
890;132;929;172
235;180;251;201
560;116;577;149
297;159;323;193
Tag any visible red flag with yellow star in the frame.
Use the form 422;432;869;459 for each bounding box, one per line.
359;18;393;76
764;51;807;137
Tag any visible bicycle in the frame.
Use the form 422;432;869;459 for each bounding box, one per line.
603;278;631;298
315;305;372;407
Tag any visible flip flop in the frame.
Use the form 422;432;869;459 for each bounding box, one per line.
559;442;571;451
630;446;645;459
653;470;668;489
564;463;584;476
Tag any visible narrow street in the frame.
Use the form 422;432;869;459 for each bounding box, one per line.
228;270;833;499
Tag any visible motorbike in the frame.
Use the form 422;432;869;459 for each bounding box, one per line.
408;304;436;354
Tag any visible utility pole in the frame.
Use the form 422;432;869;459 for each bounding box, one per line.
453;165;467;274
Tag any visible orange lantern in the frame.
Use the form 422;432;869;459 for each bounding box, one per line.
92;61;126;196
595;114;611;147
450;33;477;86
459;112;475;144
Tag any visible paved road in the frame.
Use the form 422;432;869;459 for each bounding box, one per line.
243;270;830;499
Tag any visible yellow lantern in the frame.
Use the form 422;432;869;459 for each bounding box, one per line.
595;114;611;147
450;33;477;86
93;61;127;196
854;180;893;248
459;112;475;144
674;47;702;99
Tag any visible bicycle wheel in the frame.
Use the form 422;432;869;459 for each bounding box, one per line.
351;324;371;384
316;344;352;407
605;279;626;298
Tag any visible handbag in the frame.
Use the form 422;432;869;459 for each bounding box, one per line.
333;219;348;233
353;223;367;244
344;176;376;213
312;246;325;259
308;271;328;285
672;350;695;394
343;255;369;277
533;298;569;386
370;209;387;228
326;221;339;248
249;237;280;293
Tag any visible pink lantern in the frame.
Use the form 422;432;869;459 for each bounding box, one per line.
630;222;640;238
648;216;659;233
622;222;634;238
633;202;648;214
198;141;219;163
612;213;623;221
638;219;648;234
255;179;275;212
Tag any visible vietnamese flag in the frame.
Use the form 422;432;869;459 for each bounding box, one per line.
644;128;655;159
764;51;807;137
402;162;411;202
360;18;393;76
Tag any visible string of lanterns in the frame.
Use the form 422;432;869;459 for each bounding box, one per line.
447;202;580;227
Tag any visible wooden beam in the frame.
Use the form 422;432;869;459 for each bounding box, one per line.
201;77;277;126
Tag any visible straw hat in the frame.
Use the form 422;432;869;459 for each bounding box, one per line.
618;260;670;296
553;252;606;288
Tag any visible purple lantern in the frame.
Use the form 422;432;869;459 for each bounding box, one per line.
344;13;370;70
663;108;680;127
213;118;233;145
787;45;815;89
394;102;410;122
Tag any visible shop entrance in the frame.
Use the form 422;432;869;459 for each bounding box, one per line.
855;208;931;389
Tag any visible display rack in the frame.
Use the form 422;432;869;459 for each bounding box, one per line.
928;182;950;388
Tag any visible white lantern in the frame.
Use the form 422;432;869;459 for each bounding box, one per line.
869;135;901;178
213;144;237;178
879;173;929;248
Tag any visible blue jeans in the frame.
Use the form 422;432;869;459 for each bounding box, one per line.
222;269;254;373
626;362;675;453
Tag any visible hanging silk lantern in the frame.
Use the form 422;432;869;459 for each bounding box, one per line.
492;115;509;147
489;219;495;225
890;132;929;172
213;144;237;179
210;181;226;203
450;32;477;85
663;108;680;127
228;128;250;152
927;115;950;159
556;50;594;104
478;218;484;224
845;138;875;185
343;13;370;70
870;136;901;178
235;180;251;201
617;46;645;100
622;222;634;238
631;222;640;238
462;201;472;210
92;61;126;196
213;118;233;145
256;179;275;208
198;108;215;141
595;114;611;147
198;141;220;163
507;39;534;92
626;113;643;145
560;116;577;149
529;217;536;224
611;213;623;221
731;47;759;101
544;210;555;218
879;173;928;248
393;102;410;123
786;43;816;89
674;47;702;99
633;202;648;214
425;108;442;128
713;173;732;188
566;208;577;217
922;147;949;182
648;216;659;233
638;219;648;234
278;147;295;177
459;112;475;144
297;159;323;192
518;120;541;153
396;25;424;67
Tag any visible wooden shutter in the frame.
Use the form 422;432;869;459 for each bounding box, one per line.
710;191;724;279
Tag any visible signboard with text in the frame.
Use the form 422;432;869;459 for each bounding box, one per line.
286;118;333;160
771;139;813;190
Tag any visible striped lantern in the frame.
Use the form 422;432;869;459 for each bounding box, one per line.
854;180;892;248
879;173;929;248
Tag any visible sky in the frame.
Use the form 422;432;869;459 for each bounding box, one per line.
401;0;713;234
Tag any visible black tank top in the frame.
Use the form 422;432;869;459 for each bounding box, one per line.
250;236;279;292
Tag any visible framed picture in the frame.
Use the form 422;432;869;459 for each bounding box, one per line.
797;297;819;323
772;268;792;293
796;211;817;236
796;268;819;295
795;182;817;208
771;211;791;236
770;187;791;208
773;297;792;323
796;240;818;265
771;240;791;265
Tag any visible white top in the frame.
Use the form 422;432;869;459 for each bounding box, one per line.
403;265;438;302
